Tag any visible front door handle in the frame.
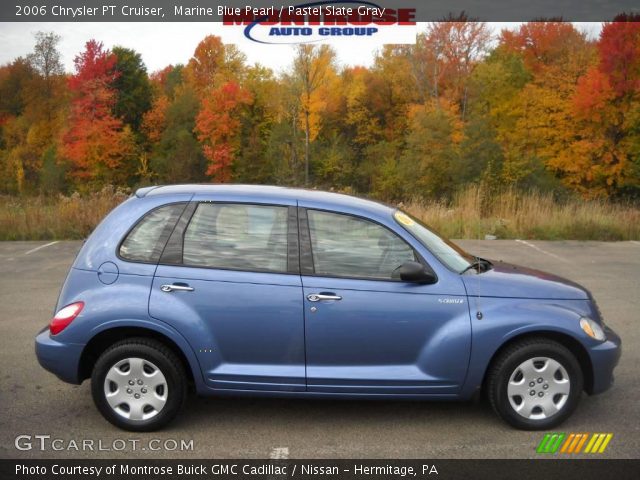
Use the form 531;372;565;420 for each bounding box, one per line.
161;284;195;293
307;293;342;302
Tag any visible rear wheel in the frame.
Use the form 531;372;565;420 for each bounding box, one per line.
91;338;186;431
487;338;583;430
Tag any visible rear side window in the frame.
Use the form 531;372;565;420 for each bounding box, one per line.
119;203;185;263
183;203;289;273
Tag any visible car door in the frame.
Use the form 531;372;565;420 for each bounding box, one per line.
149;201;306;392
300;208;471;395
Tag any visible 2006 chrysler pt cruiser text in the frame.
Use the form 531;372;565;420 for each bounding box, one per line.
35;185;621;431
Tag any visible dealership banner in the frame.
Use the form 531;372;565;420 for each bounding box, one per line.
1;0;639;22
3;459;640;480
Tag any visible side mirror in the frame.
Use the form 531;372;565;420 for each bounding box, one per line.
395;261;437;284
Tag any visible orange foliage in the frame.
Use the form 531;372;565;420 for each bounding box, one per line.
142;95;169;143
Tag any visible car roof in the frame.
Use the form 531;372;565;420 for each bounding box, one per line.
137;184;396;217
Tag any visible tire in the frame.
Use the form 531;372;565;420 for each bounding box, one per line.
487;337;583;430
91;338;187;431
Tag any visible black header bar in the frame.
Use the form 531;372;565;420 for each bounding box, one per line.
3;0;640;22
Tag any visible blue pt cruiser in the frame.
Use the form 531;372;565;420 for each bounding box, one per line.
35;185;621;431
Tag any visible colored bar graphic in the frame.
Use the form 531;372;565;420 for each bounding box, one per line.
590;434;606;453
560;433;575;453
536;433;565;453
598;434;613;453
574;433;589;453
584;433;614;454
567;434;581;453
536;433;553;453
584;434;598;453
541;433;613;454
550;433;565;453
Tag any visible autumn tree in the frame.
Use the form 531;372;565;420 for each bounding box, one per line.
489;23;595;191
343;67;383;150
292;44;337;185
62;40;136;186
400;100;464;199
145;88;206;183
261;72;304;185
2;25;640;202
112;46;152;133
233;65;284;184
414;15;491;115
500;22;593;76
0;32;66;193
142;64;209;184
195;81;252;182
461;51;528;190
143;94;169;144
26;32;65;125
550;16;640;197
150;64;185;98
185;35;246;93
369;46;417;139
0;58;34;120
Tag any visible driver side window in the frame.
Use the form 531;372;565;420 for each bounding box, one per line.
307;209;415;280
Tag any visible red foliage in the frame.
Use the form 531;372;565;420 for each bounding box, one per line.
500;22;585;73
195;81;253;182
62;40;131;180
68;40;118;92
598;15;640;97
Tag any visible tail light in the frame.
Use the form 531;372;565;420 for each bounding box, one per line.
50;302;84;335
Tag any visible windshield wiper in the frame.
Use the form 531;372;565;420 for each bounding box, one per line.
460;257;493;274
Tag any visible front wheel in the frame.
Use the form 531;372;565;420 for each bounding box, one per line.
91;338;186;431
487;338;583;430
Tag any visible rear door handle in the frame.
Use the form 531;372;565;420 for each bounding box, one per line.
161;283;194;293
307;293;342;302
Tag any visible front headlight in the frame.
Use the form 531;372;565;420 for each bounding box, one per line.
580;317;606;341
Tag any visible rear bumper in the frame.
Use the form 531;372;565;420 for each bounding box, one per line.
35;327;85;384
587;326;621;395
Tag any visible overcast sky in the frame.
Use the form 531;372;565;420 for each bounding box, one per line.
0;22;602;75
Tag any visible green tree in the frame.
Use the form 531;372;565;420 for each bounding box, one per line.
146;85;206;183
234;65;281;183
0;58;35;119
112;46;153;133
39;145;66;193
399;101;463;199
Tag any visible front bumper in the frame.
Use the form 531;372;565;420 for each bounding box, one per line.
35;327;85;384
587;325;621;395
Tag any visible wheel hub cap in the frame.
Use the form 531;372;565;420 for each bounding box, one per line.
104;357;168;421
507;357;570;420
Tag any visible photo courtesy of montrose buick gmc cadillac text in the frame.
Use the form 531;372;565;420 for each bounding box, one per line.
35;185;621;431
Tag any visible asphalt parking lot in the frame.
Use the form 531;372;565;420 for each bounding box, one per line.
0;239;638;459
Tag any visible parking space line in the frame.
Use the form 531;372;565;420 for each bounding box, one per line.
269;447;289;459
24;241;59;255
515;239;570;263
631;241;640;246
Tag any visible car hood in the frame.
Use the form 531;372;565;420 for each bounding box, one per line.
461;261;589;300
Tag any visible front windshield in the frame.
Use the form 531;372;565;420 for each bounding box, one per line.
393;210;474;273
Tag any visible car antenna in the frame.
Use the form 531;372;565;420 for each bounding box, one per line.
474;210;483;320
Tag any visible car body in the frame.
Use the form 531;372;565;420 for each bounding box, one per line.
35;185;621;431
